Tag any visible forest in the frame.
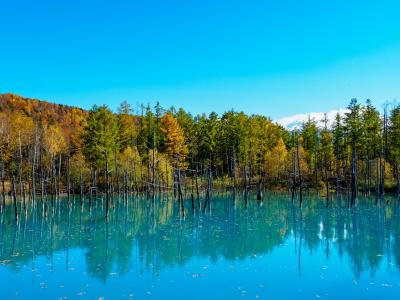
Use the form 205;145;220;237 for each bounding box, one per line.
0;93;399;219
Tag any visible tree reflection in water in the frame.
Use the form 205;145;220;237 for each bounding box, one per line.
0;193;399;284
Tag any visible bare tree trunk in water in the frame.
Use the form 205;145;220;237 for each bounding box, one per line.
1;160;6;212
31;126;38;204
291;151;296;205
11;175;18;222
324;152;329;207
195;167;200;209
232;147;237;194
336;147;341;201
351;146;358;207
80;172;84;206
105;152;110;220
177;167;185;218
296;134;303;207
67;153;71;203
18;133;25;207
191;176;195;214
395;161;400;201
58;152;62;199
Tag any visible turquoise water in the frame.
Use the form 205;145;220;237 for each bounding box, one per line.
1;193;400;299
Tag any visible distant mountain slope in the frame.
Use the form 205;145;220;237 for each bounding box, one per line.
0;93;88;149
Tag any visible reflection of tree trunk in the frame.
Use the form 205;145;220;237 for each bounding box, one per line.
66;206;71;271
325;210;330;259
298;209;303;277
292;206;297;254
103;221;109;283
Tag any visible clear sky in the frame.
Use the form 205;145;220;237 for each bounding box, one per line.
1;0;400;120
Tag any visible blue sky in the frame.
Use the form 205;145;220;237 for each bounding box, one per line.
1;0;400;120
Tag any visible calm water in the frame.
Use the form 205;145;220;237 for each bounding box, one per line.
1;193;400;299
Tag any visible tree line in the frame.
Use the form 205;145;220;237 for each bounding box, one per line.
0;93;399;218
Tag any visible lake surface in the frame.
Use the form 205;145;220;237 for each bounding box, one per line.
1;193;400;299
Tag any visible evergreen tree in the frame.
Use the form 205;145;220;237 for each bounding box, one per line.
83;105;119;167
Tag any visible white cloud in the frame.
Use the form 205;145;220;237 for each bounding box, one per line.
274;108;349;130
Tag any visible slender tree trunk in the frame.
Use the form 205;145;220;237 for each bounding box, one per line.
177;167;185;217
395;161;400;201
324;153;329;207
105;152;110;220
31;127;38;204
291;151;296;204
58;152;62;199
367;153;371;195
351;146;358;207
195;167;200;209
191;176;195;213
1;160;6;212
115;151;120;197
296;135;303;207
257;175;263;200
18;133;25;207
232;146;236;193
80;171;84;205
11;175;18;222
336;148;341;200
67;153;71;202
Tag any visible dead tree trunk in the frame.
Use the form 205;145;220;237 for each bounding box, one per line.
256;176;264;201
18;133;25;207
105;152;110;220
58;152;62;199
177;167;185;218
324;153;329;207
31;126;38;204
291;151;296;204
195;167;200;209
395;161;400;201
296;134;303;207
11;175;18;222
80;172;84;205
351;146;358;207
115;151;120;197
67;153;71;202
1;160;6;212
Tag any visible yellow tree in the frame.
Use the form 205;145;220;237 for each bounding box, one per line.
44;124;67;157
0;112;11;163
160;113;188;167
264;138;287;179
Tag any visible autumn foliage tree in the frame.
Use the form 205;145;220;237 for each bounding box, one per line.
160;113;188;168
